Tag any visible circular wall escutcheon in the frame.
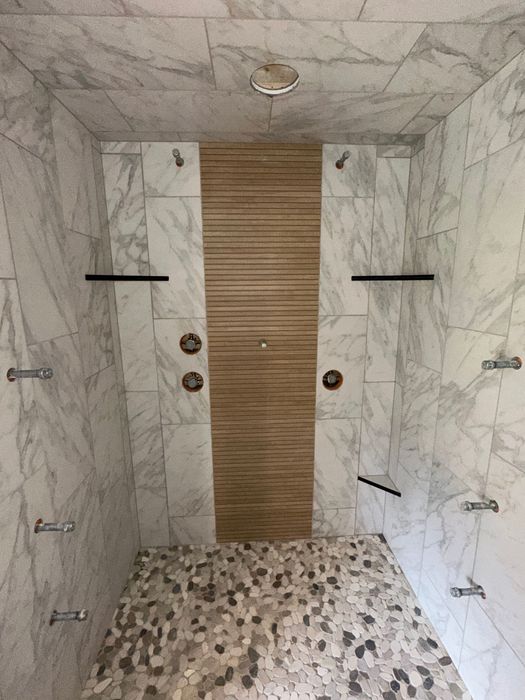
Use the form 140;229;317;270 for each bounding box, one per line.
322;369;343;390
182;371;204;392
180;333;202;354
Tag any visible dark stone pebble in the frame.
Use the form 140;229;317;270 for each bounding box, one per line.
423;676;434;689
215;644;224;654
408;685;417;697
271;623;278;634
225;667;234;681
252;615;262;624
96;665;105;676
364;560;371;568
355;645;365;659
365;639;376;651
364;615;375;624
248;647;260;663
318;640;326;651
349;681;362;694
242;675;253;689
119;657;131;669
383;693;396;700
249;663;258;678
390;680;400;691
427;637;438;649
327;576;337;584
145;686;157;695
439;656;452;666
215;677;225;686
303;614;310;626
417;665;429;676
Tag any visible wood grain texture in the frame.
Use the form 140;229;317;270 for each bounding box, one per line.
200;143;322;542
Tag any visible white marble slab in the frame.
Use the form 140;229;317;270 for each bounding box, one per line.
126;391;170;547
407;229;457;372
355;481;385;534
142;142;200;197
376;145;412;158
0;16;214;90
314;418;360;510
154;318;210;425
114;282;158;391
418;99;470;238
365;282;401;382
466;49;525;167
417;572;464;668
449;138;525;336
401;94;470;136
370;157;410;276
403;149;424;273
460;599;525;700
387;382;403;480
146;196;206;319
359;382;395;476
361;0;525;22
162;423;214;517
434;328;504;495
319;196;373;316
322;144;376;197
169;515;216;546
102;153;149;275
100;141;141;154
53;89;130;132
312;508;356;537
0;184;14;278
316;315;367;420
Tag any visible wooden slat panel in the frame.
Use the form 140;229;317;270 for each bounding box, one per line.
201;143;321;543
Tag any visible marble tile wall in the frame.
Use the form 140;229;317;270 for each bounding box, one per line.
384;47;525;700
101;141;215;547
0;43;139;700
314;143;409;537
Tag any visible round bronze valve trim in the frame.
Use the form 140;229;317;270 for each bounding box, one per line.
182;371;204;392
180;333;202;354
322;369;343;390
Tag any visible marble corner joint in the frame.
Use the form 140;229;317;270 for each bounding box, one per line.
450;585;486;599
335;150;350;170
34;518;75;533
172;148;184;167
481;356;522;370
50;609;88;625
6;367;53;381
461;499;499;513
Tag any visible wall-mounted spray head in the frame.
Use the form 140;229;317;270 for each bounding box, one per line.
172;148;184;167
335;151;350;170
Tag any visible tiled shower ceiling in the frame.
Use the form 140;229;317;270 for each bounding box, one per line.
0;1;524;143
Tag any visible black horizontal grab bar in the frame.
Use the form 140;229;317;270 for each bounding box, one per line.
358;475;401;497
85;274;169;282
352;274;434;281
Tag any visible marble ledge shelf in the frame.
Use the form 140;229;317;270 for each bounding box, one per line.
358;474;401;497
85;274;169;281
351;275;434;281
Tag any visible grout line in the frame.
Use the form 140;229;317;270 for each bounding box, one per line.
104;90;136;132
203;18;218;91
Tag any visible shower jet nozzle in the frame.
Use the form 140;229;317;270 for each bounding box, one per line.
335;151;350;169
172;148;184;167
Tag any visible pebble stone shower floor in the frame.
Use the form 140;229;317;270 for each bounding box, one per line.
82;535;471;700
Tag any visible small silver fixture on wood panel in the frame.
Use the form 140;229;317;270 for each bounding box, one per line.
461;500;499;513
7;367;53;381
172;148;184;167
259;339;268;348
481;356;521;370
34;518;75;533
450;585;486;599
335;151;350;169
50;609;88;625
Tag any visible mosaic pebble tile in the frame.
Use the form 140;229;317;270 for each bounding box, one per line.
82;536;471;700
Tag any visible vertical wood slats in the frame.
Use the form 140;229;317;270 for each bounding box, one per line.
200;143;322;542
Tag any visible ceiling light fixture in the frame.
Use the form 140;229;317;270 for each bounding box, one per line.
250;64;299;96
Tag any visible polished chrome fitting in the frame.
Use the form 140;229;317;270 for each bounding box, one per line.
335;151;350;169
450;585;486;599
34;518;75;533
461;500;499;513
481;356;521;370
172;148;184;167
50;609;88;625
7;367;53;381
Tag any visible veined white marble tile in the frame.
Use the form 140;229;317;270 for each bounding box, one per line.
376;145;412;158
100;141;141;154
154;318;210;424
370;157;410;275
29;334;94;509
434;328;504;495
316;315;367;420
473;452;525;660
387;382;403;481
322;145;376;197
361;0;525;22
162;423;214;517
0;40;53;162
0;184;14;278
271;92;431;136
107;89;271;133
396;284;411;388
418;99;469;238
0;16;213;91
207;19;424;93
169;515;216;546
403;150;424;273
146;196;206;319
0;134;77;344
115;282;158;391
466;49;525;167
102;153;149;275
142;142;200;197
401;94;470;135
398;361;440;483
85;364;126;498
388;24;525;95
359;382;395;476
417;572;464;668
319;196;373;316
407;229;457;372
365;282;401;382
449;138;525;335
421;463;482;628
493;278;525;471
384;463;427;594
355;481;385;534
312;508;356;537
460;599;525;700
0;280;44;500
126;391;170;547
53;89;130;133
314;418;360;510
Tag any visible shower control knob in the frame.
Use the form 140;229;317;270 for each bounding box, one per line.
182;371;204;392
179;333;202;354
322;369;343;390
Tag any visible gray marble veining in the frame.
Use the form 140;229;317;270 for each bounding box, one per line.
312;507;356;537
53;89;130;133
168;515;216;546
314;418;360;510
361;0;525;22
142;141;200;197
0;182;14;279
417;572;464;667
359;381;395;476
401;94;470;135
322;144;376;197
365;282;401;382
402;150;423;275
355;480;385;534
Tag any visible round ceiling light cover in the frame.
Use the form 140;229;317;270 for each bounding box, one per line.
250;64;299;96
